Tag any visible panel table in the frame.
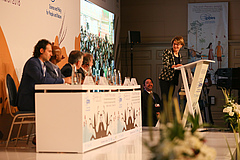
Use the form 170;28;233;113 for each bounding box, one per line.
35;84;142;153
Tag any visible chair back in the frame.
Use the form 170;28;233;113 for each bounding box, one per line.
5;74;18;117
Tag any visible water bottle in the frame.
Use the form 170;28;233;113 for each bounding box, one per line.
107;67;112;85
71;64;77;85
118;70;122;85
88;66;92;76
104;66;108;78
113;69;117;85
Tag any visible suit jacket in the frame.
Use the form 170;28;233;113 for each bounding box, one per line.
159;48;182;81
61;63;72;77
17;57;64;111
77;67;85;80
141;89;162;126
45;61;65;79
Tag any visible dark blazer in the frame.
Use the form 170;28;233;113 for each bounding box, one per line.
45;61;65;79
61;63;72;77
141;89;162;126
159;48;182;81
17;57;64;112
77;67;85;80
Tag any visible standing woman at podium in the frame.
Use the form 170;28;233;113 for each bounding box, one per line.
159;36;185;104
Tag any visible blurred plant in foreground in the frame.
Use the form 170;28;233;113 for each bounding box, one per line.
221;88;240;132
144;87;216;160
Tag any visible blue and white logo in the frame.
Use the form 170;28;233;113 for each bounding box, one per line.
86;99;90;104
51;0;55;2
200;13;215;21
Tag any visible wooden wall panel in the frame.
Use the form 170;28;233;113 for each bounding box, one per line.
156;50;163;61
133;64;152;88
229;42;240;68
133;50;152;60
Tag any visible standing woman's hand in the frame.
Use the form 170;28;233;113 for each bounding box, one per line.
171;64;182;68
176;64;183;67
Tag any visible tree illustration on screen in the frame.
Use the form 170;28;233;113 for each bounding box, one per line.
188;20;203;51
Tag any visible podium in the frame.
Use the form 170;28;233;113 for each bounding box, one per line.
175;60;214;127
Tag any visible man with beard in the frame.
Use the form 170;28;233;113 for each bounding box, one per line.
141;78;162;126
17;39;71;112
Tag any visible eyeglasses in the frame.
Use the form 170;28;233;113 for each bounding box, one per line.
173;43;182;46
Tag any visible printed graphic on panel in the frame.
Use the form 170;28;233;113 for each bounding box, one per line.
83;93;93;142
117;92;124;133
131;90;141;128
82;91;141;143
122;103;138;131
83;93;114;141
121;91;141;132
89;106;112;140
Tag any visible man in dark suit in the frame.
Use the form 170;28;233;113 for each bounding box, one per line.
141;78;162;126
61;50;84;77
17;39;71;112
78;53;93;81
45;45;65;79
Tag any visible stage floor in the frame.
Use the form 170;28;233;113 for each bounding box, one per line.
0;128;237;160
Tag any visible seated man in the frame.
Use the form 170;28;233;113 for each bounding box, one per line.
45;45;65;78
61;50;84;77
78;53;93;81
17;39;71;112
141;78;162;126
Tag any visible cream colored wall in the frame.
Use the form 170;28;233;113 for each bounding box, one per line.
0;0;81;141
120;0;240;127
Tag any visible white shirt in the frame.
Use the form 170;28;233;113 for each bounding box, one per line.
81;66;88;75
49;61;59;77
38;58;46;77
